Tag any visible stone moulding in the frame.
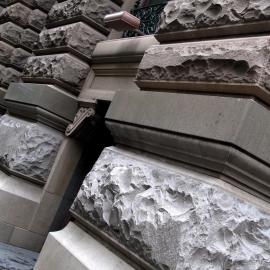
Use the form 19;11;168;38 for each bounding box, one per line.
71;147;270;270
136;36;270;107
105;91;270;202
156;0;270;42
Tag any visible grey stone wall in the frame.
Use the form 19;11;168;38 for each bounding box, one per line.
72;147;270;270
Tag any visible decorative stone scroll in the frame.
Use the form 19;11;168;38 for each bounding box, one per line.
136;36;270;106
72;147;270;270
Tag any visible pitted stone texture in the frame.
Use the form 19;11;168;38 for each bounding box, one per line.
72;147;270;270
38;22;106;57
158;0;270;33
28;9;47;30
0;64;21;86
21;28;39;50
137;36;270;91
0;114;63;182
10;48;31;69
24;54;90;89
0;242;38;270
0;41;13;64
0;3;32;26
34;0;56;11
47;0;120;26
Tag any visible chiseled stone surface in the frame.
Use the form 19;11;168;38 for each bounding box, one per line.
20;29;39;50
38;22;106;57
47;0;120;26
0;242;38;270
34;0;56;11
24;54;90;89
137;36;270;90
10;48;31;69
0;64;21;86
158;0;270;33
0;114;63;182
28;9;47;30
72;147;270;270
0;41;13;64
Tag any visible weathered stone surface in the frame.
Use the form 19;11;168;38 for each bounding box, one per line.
137;36;270;99
38;22;106;57
0;3;32;26
34;0;56;11
158;0;270;34
72;147;270;270
10;48;31;69
47;0;120;26
24;54;90;89
0;242;38;270
0;22;23;44
0;114;63;182
21;28;39;50
0;64;21;86
28;9;47;30
0;40;13;64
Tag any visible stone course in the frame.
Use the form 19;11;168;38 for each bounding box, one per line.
72;147;270;270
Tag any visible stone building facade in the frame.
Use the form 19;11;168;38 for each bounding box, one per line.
0;0;270;269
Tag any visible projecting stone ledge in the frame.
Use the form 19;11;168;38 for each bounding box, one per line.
136;36;270;106
156;0;270;41
23;54;90;93
72;147;270;270
0;114;63;183
38;22;106;59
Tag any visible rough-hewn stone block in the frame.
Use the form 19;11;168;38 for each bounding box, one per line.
0;22;23;45
0;64;21;86
21;28;39;50
158;0;270;36
137;36;270;106
28;9;47;30
72;147;270;270
0;41;13;64
24;54;89;89
47;0;120;26
0;114;63;182
38;22;106;58
0;3;32;26
10;48;31;69
34;0;55;11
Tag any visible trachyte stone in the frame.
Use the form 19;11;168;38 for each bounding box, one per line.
47;0;120;26
10;48;31;69
21;28;39;50
38;22;106;57
0;64;21;86
34;0;56;11
24;54;90;89
0;22;22;45
0;41;13;64
158;0;270;34
0;114;63;182
28;9;47;30
136;36;270;103
72;147;270;270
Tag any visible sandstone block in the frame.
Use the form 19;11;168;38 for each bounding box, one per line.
136;36;270;105
0;64;21;86
0;114;63;182
28;9;47;30
0;41;13;65
158;0;270;35
47;0;120;27
24;54;90;89
72;147;270;270
0;3;32;26
38;22;106;58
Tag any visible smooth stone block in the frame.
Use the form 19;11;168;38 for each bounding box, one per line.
24;54;90;92
38;22;106;59
136;36;270;106
0;114;63;183
72;146;270;270
34;222;135;270
157;0;270;41
0;220;14;243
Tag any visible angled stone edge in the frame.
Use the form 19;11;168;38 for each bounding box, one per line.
136;36;270;107
156;0;270;42
105;91;270;201
92;36;159;64
0;87;6;113
5;83;78;123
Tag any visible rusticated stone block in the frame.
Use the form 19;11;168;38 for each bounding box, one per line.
34;0;56;11
0;3;32;26
0;114;63;182
38;22;106;58
136;36;270;105
0;22;23;45
0;41;13;64
72;147;270;270
158;0;270;34
6;0;35;7
21;28;39;50
24;54;89;89
47;0;120;26
10;48;31;69
0;64;21;86
28;9;47;30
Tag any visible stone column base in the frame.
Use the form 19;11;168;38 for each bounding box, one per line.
34;222;135;270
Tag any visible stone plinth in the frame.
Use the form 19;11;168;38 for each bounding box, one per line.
156;0;270;41
136;36;270;106
72;147;270;270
